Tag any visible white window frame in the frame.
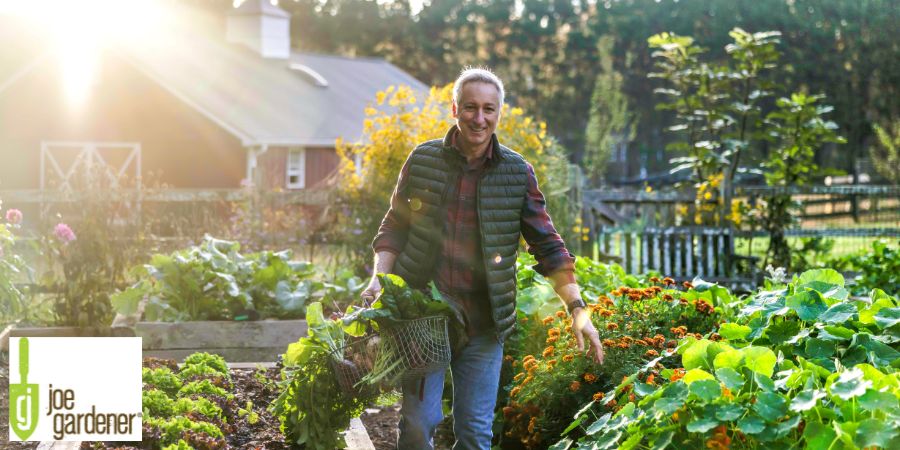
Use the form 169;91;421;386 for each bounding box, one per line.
286;147;306;189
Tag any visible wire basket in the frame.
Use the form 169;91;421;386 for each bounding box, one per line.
380;315;452;385
330;334;379;395
329;315;452;394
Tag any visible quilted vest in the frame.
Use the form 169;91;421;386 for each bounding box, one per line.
392;133;529;342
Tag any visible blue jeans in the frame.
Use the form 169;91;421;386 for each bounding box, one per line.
397;333;504;450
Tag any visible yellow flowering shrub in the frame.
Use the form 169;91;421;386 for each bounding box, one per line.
335;84;580;267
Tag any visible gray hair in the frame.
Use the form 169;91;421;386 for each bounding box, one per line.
452;67;505;107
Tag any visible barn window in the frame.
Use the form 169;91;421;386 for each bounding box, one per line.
286;147;306;189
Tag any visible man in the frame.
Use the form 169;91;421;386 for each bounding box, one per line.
361;67;603;450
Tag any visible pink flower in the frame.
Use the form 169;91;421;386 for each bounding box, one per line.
5;208;22;225
54;223;76;243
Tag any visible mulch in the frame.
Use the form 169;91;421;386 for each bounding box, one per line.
359;403;455;450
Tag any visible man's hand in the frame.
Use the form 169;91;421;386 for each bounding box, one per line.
571;307;604;364
361;276;381;306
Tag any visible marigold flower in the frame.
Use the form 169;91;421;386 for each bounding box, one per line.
667;339;678;349
722;387;734;400
671;326;688;338
524;360;538;371
542;316;554;325
592;392;605;401
504;355;514;363
695;299;714;315
569;381;581;392
628;293;642;301
542;346;555;358
546;336;558;344
562;354;574;362
605;399;617;408
547;359;557;368
683;281;694;289
620;336;634;344
510;387;521;397
547;328;560;337
670;368;686;382
663;294;674;301
514;373;525;381
629;393;636;402
599;309;613;317
555;310;566;318
523;375;534;385
617;342;630;349
502;406;515;417
610;289;622;297
528;416;537;434
606;323;619;331
646;374;656;385
649;276;661;283
602;339;616;347
644;349;660;358
583;373;598;383
565;325;572;334
710;332;722;341
663;277;675;286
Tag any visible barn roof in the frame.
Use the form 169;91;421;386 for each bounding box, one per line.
0;15;428;148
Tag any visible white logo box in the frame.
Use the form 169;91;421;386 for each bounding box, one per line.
8;337;142;442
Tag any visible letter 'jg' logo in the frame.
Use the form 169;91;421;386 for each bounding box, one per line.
10;337;40;440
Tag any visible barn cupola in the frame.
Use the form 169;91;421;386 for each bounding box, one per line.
226;0;291;59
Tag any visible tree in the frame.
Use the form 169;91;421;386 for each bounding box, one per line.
870;121;900;181
583;36;634;184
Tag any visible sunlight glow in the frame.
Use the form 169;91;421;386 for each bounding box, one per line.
0;0;166;109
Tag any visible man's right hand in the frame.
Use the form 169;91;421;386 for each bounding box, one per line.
361;277;381;306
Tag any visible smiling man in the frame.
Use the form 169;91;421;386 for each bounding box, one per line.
362;67;604;450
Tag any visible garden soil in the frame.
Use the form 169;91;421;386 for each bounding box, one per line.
360;404;454;450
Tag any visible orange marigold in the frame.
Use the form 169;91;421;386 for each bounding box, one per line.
504;355;514;363
542;316;554;325
646;374;656;385
523;375;534;385
667;339;678;349
592;392;605;401
542;346;555;358
569;381;581;392
663;277;675;286
599;309;614;318
547;359;557;368
546;336;559;344
513;373;525;381
605;399;617;408
606;323;619;331
555;310;566;318
510;387;521;397
502;406;515;418
620;336;634;344
528;416;537;434
565;325;573;333
683;281;694;289
650;276;661;283
547;328;560;337
583;373;598;383
562;354;575;362
671;368;686;382
645;349;660;358
602;339;616;347
663;294;674;301
629;393;636;403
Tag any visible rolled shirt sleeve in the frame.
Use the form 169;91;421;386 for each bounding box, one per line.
520;163;576;284
371;157;412;255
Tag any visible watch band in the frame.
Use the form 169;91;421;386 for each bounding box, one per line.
566;297;587;314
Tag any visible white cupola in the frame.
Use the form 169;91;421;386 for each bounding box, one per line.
226;0;291;59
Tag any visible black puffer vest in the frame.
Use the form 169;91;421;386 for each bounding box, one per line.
392;128;529;342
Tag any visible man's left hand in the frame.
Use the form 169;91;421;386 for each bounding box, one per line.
571;307;604;364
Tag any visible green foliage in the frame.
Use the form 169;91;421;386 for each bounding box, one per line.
557;269;900;449
144;416;224;448
111;235;360;321
500;254;729;448
847;241;900;296
760;93;845;268
143;389;176;418
182;353;230;378
583;36;634;183
178;379;233;400
173;397;225;423
870;121;900;181
272;300;384;450
160;440;193;450
143;367;183;397
0;204;34;326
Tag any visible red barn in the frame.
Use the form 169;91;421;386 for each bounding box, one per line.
0;0;427;195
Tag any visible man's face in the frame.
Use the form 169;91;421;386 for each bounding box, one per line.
452;81;501;151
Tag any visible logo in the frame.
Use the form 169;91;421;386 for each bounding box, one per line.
9;337;39;440
7;337;142;441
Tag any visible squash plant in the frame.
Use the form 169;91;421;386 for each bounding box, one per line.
111;235;364;321
555;269;900;449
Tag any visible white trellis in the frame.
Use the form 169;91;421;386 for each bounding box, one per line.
40;141;141;191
